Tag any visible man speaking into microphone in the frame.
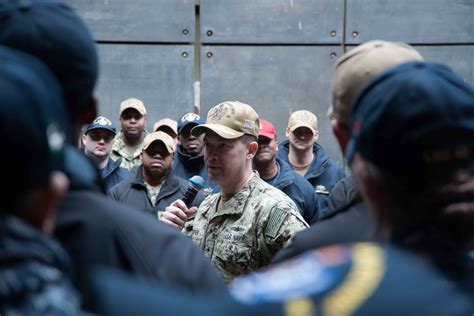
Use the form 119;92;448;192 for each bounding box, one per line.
109;131;205;217
161;101;308;283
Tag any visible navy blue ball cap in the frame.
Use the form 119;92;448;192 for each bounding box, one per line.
346;61;474;170
85;116;116;135
177;112;205;134
0;0;98;113
0;45;69;196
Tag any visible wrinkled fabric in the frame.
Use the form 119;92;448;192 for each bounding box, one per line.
0;216;81;315
183;173;308;283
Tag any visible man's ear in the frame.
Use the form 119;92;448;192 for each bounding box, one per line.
247;141;259;159
331;119;350;153
313;130;320;142
24;171;69;234
285;128;290;138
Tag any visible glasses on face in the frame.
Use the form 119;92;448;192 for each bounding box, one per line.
89;132;114;143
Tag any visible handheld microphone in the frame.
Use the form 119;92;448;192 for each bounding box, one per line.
182;175;206;207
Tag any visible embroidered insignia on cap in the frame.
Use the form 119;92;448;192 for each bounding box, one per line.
209;102;236;121
93;116;113;126
243;119;256;132
181;113;200;123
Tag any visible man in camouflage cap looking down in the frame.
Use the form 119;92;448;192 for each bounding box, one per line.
161;101;308;283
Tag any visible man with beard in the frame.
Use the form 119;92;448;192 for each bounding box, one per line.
253;119;319;224
109;131;204;216
173;112;216;189
111;98;148;171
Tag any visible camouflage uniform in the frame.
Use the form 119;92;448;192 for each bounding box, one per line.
111;131;146;171
183;173;309;283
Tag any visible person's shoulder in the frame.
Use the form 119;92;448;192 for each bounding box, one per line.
253;177;296;207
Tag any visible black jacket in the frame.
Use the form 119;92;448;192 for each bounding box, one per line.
54;148;225;311
101;157;131;192
0;215;82;315
272;176;381;263
108;165;205;216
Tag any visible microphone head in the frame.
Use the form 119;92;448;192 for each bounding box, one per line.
189;175;206;191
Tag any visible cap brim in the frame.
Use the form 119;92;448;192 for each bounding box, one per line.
85;126;116;135
259;132;275;139
192;124;244;139
289;124;316;134
143;139;174;154
178;121;199;134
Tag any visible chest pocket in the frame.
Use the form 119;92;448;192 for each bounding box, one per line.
213;234;254;278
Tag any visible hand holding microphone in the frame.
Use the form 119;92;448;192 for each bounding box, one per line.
161;175;206;229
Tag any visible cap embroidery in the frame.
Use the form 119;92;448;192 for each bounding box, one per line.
209;103;234;121
181;113;200;123
243;119;256;132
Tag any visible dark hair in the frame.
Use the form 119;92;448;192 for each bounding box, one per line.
240;134;258;145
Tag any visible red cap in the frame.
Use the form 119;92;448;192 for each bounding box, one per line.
259;119;276;139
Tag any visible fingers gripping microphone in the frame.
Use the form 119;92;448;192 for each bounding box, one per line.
182;175;206;207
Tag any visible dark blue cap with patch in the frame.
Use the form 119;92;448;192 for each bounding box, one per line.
0;0;98;115
178;112;205;134
0;45;69;199
346;61;474;170
85;116;117;135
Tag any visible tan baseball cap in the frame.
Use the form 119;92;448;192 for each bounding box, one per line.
287;110;318;134
330;40;423;125
153;118;178;135
142;131;175;154
119;98;147;116
192;101;260;139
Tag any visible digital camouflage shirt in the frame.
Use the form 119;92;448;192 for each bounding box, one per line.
183;173;309;283
111;132;146;171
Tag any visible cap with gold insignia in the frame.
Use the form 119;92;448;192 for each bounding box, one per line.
142;131;175;154
192;101;260;139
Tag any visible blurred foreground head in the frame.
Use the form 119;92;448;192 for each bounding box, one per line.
0;0;99;138
0;45;69;231
347;61;474;251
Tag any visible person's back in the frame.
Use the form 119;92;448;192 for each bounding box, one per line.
0;46;82;315
273;40;425;262
0;0;226;312
272;175;380;263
